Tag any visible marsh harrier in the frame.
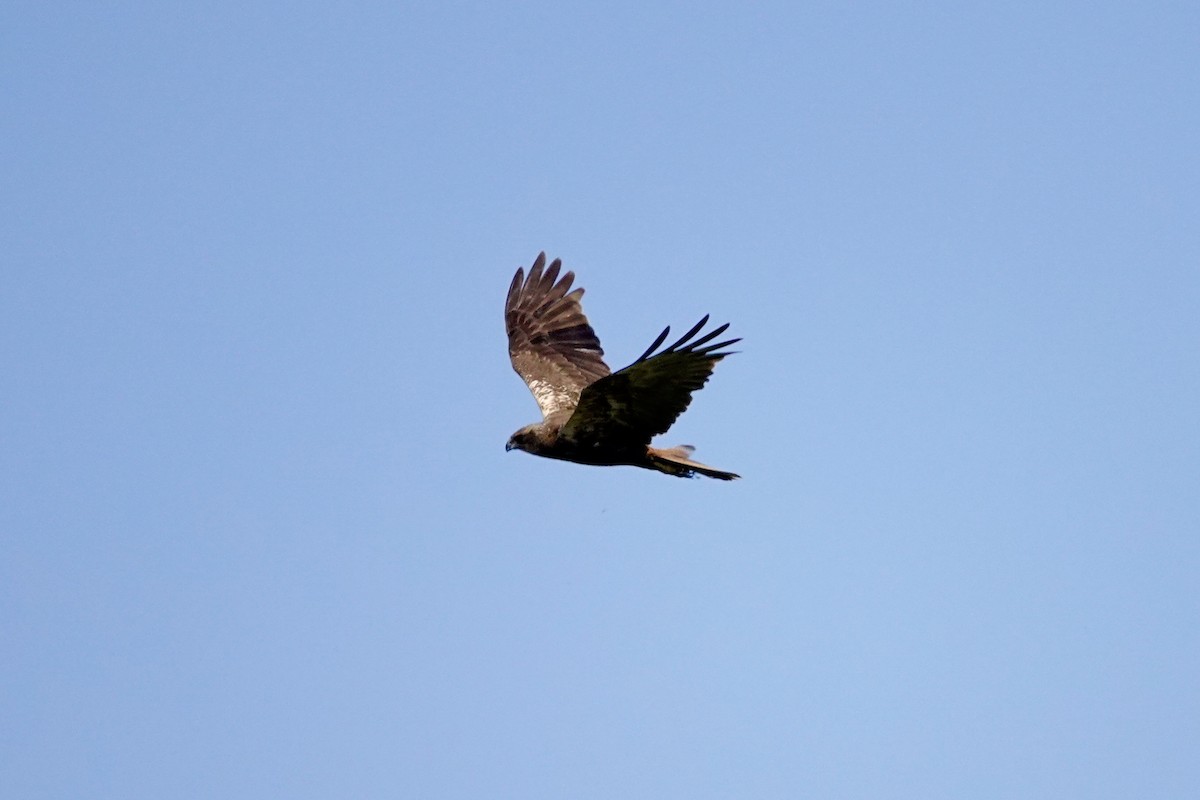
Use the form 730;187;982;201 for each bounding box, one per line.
504;253;739;480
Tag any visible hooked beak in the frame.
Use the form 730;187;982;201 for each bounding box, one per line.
505;441;514;452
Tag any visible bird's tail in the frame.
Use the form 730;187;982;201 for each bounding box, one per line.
647;445;740;481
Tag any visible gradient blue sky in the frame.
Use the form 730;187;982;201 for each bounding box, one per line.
3;2;1198;798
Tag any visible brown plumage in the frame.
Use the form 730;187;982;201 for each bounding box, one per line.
505;252;740;480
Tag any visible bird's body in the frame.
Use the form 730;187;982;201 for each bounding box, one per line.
504;253;740;480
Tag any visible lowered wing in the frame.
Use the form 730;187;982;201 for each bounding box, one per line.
560;315;739;445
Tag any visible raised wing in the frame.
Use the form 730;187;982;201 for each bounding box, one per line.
561;315;739;444
506;252;611;419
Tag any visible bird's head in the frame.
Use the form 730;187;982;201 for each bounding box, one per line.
506;424;543;453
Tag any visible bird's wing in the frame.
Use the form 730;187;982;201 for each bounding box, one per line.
560;315;739;444
506;253;611;420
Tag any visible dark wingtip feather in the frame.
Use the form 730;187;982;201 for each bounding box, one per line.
664;315;710;352
706;336;742;351
636;325;672;362
506;268;525;312
528;253;548;289
688;322;731;349
636;317;740;362
539;258;562;295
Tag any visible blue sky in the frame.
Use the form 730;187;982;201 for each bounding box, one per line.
3;2;1198;797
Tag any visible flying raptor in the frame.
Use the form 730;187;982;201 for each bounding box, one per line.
504;252;740;480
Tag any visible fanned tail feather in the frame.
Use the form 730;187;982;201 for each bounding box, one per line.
647;445;740;481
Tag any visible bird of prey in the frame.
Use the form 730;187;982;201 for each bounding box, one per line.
504;252;740;480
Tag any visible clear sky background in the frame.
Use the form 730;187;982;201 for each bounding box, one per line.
3;2;1198;798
